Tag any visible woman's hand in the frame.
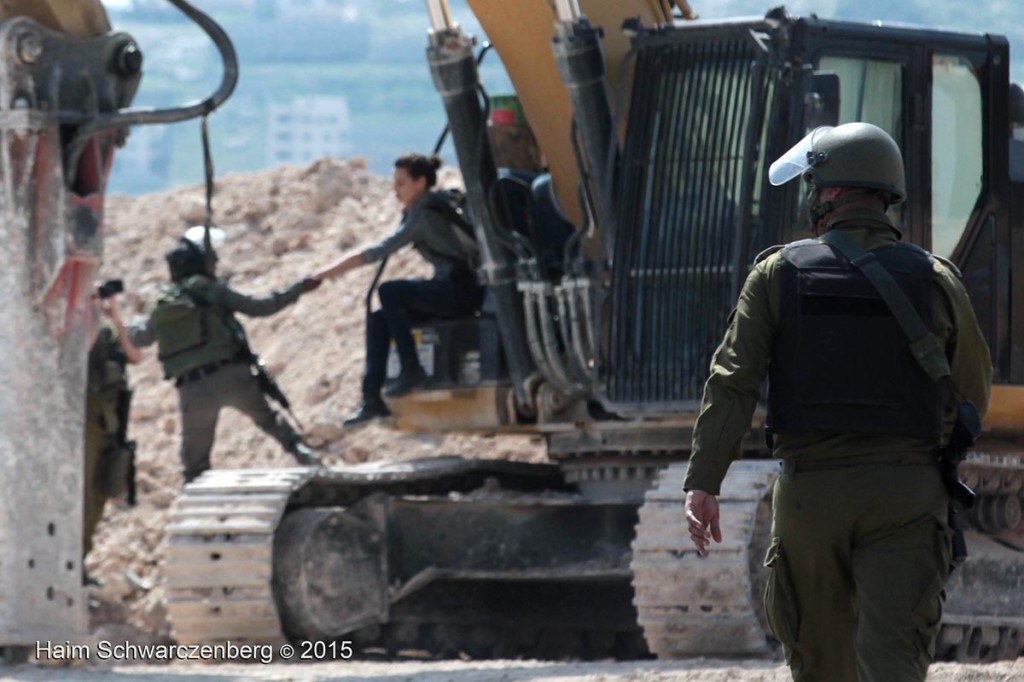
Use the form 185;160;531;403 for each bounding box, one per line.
312;249;365;281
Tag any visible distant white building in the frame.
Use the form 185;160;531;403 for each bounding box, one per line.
267;96;351;166
275;0;359;21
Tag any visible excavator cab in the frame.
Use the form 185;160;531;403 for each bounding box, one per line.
391;4;1017;434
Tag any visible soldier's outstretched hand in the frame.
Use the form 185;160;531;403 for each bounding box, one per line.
685;489;721;557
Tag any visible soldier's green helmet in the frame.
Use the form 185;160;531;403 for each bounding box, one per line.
768;122;906;205
165;226;226;281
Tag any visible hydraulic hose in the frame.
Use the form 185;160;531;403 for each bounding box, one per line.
520;281;564;393
556;281;592;390
562;278;595;385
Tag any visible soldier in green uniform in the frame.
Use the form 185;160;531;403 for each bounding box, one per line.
682;123;992;682
84;281;142;584
128;227;323;483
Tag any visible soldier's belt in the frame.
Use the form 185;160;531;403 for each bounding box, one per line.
781;451;939;474
174;358;238;387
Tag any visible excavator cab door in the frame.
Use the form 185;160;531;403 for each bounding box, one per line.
602;19;776;414
783;18;1009;378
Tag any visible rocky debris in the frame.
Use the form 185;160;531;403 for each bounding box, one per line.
88;157;545;639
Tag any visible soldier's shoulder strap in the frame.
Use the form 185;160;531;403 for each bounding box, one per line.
754;236;829;265
180;275;224;306
753;244;784;265
932;254;963;279
820;229;950;383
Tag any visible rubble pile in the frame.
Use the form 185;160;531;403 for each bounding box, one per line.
87;156;545;641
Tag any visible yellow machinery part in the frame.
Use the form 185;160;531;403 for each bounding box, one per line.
0;0;110;38
981;385;1024;434
465;0;677;228
673;0;698;20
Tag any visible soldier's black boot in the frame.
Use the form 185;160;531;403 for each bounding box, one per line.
289;441;322;467
343;398;391;428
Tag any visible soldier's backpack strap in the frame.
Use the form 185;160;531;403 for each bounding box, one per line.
933;254;963;279
819;229;951;383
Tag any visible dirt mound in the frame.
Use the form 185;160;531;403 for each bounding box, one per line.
87;157;545;640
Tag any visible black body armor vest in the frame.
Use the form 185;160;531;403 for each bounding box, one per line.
768;238;944;442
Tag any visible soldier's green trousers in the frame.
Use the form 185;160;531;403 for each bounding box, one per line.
764;459;952;682
178;361;302;483
82;422;111;559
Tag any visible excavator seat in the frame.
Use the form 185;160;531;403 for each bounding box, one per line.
496;169;575;279
384;170;572;394
387;314;507;392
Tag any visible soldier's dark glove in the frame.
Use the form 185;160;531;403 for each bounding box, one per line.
299;277;323;294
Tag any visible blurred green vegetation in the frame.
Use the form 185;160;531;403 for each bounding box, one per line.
107;1;1024;194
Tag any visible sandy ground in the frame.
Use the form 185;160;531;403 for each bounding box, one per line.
2;658;1024;682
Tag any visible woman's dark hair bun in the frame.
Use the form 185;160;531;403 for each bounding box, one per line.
395;152;442;188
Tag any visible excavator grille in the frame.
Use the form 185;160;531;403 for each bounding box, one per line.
607;32;769;411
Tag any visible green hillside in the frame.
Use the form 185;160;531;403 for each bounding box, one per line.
105;1;1024;195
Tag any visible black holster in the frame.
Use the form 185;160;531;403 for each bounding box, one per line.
937;401;981;568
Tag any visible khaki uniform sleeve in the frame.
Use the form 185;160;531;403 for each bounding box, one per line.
683;258;777;495
934;263;992;417
208;279;303;318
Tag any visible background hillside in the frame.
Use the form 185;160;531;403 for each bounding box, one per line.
105;0;1024;195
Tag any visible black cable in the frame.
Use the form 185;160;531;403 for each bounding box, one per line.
201;115;215;229
366;258;389;318
473;82;534;261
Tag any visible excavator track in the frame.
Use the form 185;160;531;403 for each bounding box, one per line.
936;612;1024;662
630;460;778;658
165;458;574;652
631;457;1024;664
961;452;1024;538
939;452;1024;662
165;455;1024;661
164;468;318;647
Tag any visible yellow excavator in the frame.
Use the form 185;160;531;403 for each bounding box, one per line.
4;0;1023;665
163;0;1024;662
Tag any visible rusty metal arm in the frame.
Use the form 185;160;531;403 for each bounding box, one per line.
64;0;238;177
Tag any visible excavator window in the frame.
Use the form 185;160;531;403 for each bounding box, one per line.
931;54;984;258
818;56;904;141
814;56;905;227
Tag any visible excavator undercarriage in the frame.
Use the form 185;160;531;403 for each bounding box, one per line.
164;451;1024;662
